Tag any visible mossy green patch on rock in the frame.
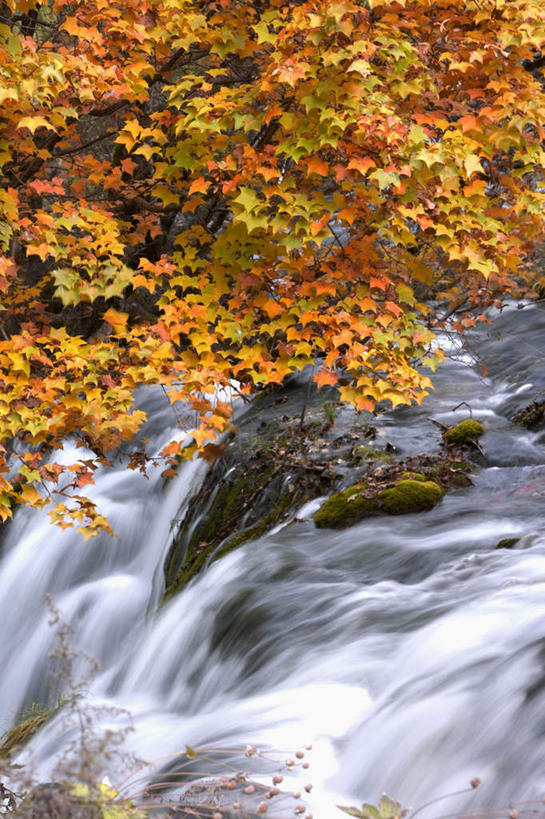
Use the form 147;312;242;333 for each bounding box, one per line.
513;400;545;429
163;403;349;600
379;479;443;515
314;485;379;529
351;444;393;465
401;471;426;481
496;537;521;549
443;419;484;445
213;490;295;561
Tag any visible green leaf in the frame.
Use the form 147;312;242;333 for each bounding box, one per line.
369;169;401;190
253;22;275;43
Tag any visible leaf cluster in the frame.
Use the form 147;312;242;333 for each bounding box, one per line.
0;0;544;532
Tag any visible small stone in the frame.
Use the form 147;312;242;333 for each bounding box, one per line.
495;537;521;549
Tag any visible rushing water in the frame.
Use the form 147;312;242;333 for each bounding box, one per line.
3;303;545;817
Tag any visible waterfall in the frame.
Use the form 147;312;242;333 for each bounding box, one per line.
3;304;545;818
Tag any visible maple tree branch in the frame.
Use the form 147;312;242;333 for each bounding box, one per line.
117;195;179;215
88;100;130;119
53;129;119;158
328;220;347;258
18;133;62;183
154;47;185;77
153;47;209;83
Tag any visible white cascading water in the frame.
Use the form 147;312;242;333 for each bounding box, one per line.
3;303;545;816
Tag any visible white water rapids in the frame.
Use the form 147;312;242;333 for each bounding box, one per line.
3;304;545;817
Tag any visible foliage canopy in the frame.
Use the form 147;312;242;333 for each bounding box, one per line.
0;0;544;534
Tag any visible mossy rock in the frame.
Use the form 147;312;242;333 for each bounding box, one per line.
513;401;545;429
401;471;426;481
379;479;443;515
314;484;379;529
351;445;393;465
443;419;484;446
449;473;473;488
496;537;521;549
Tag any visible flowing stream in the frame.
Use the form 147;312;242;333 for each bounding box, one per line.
3;304;545;817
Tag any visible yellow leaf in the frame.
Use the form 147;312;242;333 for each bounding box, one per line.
19;484;44;505
463;153;484;178
17;116;57;134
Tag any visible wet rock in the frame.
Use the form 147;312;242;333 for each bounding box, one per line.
314;484;379;528
443;419;485;446
314;478;443;529
513;400;545;429
378;479;443;515
163;379;372;599
350;444;393;466
495;537;521;549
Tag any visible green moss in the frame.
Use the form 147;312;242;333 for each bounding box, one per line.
496;537;521;549
443;419;484;445
164;487;298;600
314;484;379;529
213;490;295;561
351;445;393;464
401;471;426;481
379;479;443;515
513;401;545;429
163;549;210;600
449;472;473;488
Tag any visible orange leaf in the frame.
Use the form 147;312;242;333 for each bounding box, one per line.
314;369;338;387
369;276;387;291
188;177;210;196
385;300;402;317
306;156;329;176
348;157;376;175
103;308;128;332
